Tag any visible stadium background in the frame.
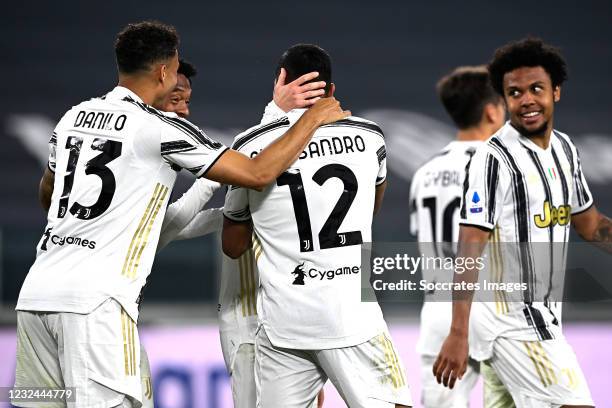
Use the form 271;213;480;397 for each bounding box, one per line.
1;1;611;407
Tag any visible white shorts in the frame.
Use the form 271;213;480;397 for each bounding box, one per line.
14;299;142;408
255;326;413;408
489;337;593;408
230;343;257;408
420;355;479;408
481;360;516;408
139;344;153;408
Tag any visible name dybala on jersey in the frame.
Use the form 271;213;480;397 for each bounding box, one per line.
224;109;388;350
409;140;481;357
460;122;593;360
17;86;228;321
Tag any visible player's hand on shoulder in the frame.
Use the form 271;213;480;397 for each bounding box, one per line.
303;97;351;126
273;68;327;111
432;330;468;389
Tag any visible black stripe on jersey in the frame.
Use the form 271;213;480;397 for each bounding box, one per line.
377;146;386;165
198;147;229;178
484;154;500;225
161;140;196;155
575;152;590;206
489;137;535;301
50;132;57;145
321;119;384;139
554;131;575;176
123;96;223;150
551;146;570;286
551;147;569;205
459;155;474;219
524;146;557;304
232;117;291;151
555;131;589;206
524;147;553;241
186;165;204;173
523;304;554;340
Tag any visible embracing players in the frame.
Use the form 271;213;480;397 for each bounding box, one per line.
223;44;412;408
14;21;347;407
157;63;327;407
434;38;611;408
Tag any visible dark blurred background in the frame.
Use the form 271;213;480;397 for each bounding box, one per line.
1;0;611;310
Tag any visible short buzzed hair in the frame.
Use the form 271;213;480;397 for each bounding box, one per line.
178;59;197;84
115;21;179;74
276;44;332;93
437;66;501;129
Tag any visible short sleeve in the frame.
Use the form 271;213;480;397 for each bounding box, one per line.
160;114;228;177
459;147;509;231
223;186;251;222
48;132;57;172
376;142;387;186
570;149;593;214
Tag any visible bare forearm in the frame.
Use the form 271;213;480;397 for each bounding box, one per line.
451;227;490;334
251;113;320;184
39;169;54;212
573;207;612;253
592;213;612;253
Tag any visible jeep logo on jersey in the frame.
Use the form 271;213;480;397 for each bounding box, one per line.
469;190;483;214
534;201;571;228
291;262;306;285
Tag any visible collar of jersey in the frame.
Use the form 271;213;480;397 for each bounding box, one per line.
506;122;554;153
285;108;307;121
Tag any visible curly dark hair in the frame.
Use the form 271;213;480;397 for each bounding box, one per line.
178;59;197;83
488;38;568;96
437;65;501;129
115;21;179;74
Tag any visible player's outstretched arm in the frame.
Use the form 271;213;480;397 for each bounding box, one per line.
157;178;221;251
39;168;55;212
222;217;252;259
433;224;490;389
206;98;350;190
572;206;612;253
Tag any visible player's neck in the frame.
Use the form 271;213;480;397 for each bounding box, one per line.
117;76;157;106
456;126;491;143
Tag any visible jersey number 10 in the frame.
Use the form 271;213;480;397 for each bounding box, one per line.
277;164;363;252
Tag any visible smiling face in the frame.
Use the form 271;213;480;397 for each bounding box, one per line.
160;73;192;118
503;66;560;138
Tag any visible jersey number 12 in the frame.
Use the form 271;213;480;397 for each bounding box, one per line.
277;164;363;252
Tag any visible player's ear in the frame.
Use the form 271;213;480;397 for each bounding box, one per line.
483;103;497;124
159;63;167;84
328;83;335;97
553;85;561;102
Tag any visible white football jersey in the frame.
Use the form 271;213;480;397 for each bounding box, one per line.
17;86;228;321
460;122;593;359
224;109;388;349
409;140;481;356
